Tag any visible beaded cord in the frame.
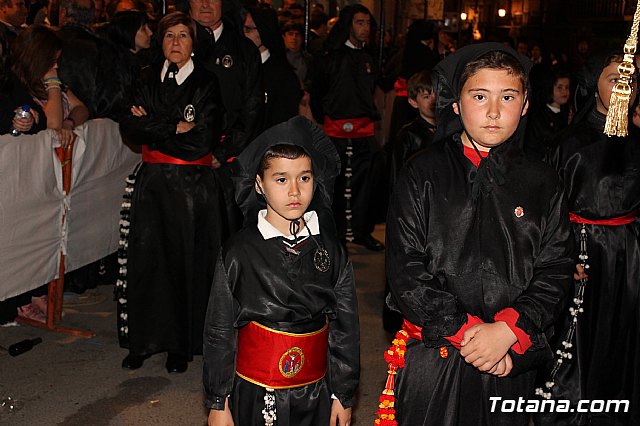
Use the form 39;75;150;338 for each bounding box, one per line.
262;388;276;426
344;139;354;243
114;164;142;340
535;224;589;399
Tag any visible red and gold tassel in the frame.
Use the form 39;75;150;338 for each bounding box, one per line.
374;330;408;426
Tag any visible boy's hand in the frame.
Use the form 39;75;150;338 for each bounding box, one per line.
208;399;234;426
487;353;513;377
330;399;351;426
459;322;517;372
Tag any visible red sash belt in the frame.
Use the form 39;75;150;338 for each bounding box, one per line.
402;318;422;340
569;210;637;226
323;116;374;138
142;146;212;166
236;321;328;389
394;77;408;97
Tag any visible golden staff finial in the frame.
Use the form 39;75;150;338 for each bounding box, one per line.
604;1;640;137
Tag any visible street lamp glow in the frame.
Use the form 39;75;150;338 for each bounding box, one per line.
460;12;468;21
498;8;507;17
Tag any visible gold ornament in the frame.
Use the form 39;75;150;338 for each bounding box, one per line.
604;1;640;137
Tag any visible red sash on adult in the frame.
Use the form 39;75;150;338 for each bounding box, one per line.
394;77;408;97
569;210;637;226
142;146;212;166
323;116;374;139
236;321;328;389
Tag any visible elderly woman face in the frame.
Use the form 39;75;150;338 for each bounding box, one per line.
162;23;193;68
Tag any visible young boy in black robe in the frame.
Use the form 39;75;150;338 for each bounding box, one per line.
375;43;574;426
203;116;360;426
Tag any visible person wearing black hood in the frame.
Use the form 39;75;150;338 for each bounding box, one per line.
375;43;574;426
311;4;383;251
242;6;301;129
203;116;359;426
535;53;640;426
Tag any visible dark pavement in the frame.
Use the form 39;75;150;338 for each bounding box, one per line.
0;225;390;425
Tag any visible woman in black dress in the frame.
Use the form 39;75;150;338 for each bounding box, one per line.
116;11;226;374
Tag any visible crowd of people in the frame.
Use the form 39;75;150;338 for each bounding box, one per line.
0;0;639;425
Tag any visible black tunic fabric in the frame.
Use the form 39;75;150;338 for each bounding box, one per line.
193;19;264;162
388;115;435;193
537;110;640;425
262;54;302;129
117;62;226;359
311;44;379;123
524;103;570;161
386;134;575;425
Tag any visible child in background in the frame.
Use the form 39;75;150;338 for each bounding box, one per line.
376;43;574;426
388;69;437;192
203;116;360;426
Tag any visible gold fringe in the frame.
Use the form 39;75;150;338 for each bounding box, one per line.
604;80;632;137
605;0;640;137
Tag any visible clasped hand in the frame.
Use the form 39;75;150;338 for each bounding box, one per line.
459;322;517;377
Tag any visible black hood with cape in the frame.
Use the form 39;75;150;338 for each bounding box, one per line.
432;42;533;199
233;116;341;224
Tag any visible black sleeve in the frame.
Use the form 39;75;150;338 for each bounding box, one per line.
326;255;360;408
202;254;239;410
385;163;468;346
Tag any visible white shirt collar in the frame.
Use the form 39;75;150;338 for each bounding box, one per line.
257;210;320;240
546;103;561;114
260;48;271;64
345;39;361;49
161;59;195;85
213;22;224;42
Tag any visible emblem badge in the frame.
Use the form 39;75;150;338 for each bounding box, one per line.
314;248;331;272
221;55;233;68
183;104;195;122
279;347;304;378
342;122;354;132
439;346;449;359
514;206;524;218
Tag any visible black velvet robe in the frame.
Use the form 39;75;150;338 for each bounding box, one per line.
203;211;359;425
117;62;226;359
386;134;574;426
537;110;640;425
